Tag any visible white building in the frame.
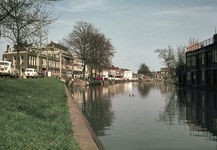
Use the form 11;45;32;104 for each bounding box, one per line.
123;69;132;80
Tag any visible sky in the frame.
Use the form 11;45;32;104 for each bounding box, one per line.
1;0;217;73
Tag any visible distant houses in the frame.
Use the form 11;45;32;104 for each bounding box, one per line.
1;42;137;80
2;41;175;80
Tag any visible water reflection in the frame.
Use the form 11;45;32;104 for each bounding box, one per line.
158;85;217;141
72;86;115;136
72;82;217;149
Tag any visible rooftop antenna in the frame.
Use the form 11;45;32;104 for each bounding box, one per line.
215;27;216;34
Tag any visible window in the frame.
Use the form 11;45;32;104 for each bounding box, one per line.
20;56;23;65
202;53;205;65
187;72;191;81
29;56;31;65
215;50;217;62
192;56;196;66
13;56;16;65
32;57;34;65
202;71;205;81
187;57;190;67
4;57;7;61
213;49;217;63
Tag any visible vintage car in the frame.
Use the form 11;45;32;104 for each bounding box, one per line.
25;68;38;78
0;61;19;78
36;70;45;78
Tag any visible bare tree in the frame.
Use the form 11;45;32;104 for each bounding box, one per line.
1;0;58;75
137;63;151;75
60;21;115;79
96;36;115;76
60;21;97;78
155;45;177;77
176;44;186;66
86;31;101;78
188;36;198;45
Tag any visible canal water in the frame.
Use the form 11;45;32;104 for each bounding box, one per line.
72;82;217;150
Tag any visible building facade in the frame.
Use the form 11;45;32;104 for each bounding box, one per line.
73;55;83;78
185;33;217;86
2;41;73;78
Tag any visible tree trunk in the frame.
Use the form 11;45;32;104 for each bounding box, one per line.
90;65;93;79
82;61;86;79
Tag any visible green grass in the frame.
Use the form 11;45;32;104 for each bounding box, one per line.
0;77;79;150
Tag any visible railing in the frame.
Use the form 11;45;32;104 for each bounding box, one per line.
187;37;214;52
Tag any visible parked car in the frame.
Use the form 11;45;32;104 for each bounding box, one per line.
99;75;108;80
108;75;115;80
114;75;122;80
0;61;19;78
36;70;45;78
25;68;38;78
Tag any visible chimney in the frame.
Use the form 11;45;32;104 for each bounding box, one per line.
7;45;11;52
51;41;54;47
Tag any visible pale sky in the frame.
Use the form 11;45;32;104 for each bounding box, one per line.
1;0;217;73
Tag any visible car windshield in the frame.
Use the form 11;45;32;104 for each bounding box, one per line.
0;62;9;66
26;70;33;72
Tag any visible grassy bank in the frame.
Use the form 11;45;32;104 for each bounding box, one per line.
0;77;79;150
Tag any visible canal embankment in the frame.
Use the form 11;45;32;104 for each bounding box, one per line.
0;77;79;149
65;85;105;150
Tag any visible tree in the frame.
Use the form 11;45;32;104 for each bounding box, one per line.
1;0;58;75
155;37;198;82
60;21;97;78
90;33;115;78
60;21;115;79
137;63;151;75
155;45;177;77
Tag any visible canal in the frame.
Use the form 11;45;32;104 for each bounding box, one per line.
72;82;217;150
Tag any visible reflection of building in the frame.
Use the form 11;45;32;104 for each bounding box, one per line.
183;89;217;138
2;41;73;78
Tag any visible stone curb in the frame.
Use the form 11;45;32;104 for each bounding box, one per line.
64;85;105;150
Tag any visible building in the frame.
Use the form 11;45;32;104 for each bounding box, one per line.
160;68;169;76
109;66;124;77
123;69;132;80
73;55;83;78
2;41;73;79
185;33;217;86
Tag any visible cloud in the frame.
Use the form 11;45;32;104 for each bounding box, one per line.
58;0;107;12
148;5;216;18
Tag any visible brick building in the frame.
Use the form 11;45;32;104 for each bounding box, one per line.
2;41;73;78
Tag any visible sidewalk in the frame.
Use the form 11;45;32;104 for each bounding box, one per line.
64;85;104;150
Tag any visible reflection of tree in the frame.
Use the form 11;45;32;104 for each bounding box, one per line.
157;88;183;124
79;86;115;136
137;82;152;97
137;81;174;97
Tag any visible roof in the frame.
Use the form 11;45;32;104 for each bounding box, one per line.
160;68;169;71
48;41;68;52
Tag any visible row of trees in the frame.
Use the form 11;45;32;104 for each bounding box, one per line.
60;21;116;79
0;0;59;75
